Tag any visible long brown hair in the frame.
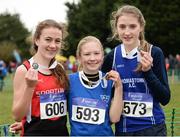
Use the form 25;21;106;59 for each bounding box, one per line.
110;5;150;72
32;19;69;90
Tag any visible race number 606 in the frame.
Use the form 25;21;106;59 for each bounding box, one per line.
40;100;67;119
46;102;65;116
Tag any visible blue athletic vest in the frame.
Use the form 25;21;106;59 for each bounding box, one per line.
113;44;165;133
68;71;114;136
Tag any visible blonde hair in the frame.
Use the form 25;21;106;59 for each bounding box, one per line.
110;5;150;72
76;36;104;71
31;19;69;90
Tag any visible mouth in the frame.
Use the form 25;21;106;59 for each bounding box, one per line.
88;61;99;65
47;49;57;54
123;37;132;41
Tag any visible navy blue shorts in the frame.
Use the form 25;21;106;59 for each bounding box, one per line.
115;123;167;136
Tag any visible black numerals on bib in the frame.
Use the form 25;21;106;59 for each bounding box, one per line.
139;102;146;115
45;102;65;116
124;102;146;115
76;107;99;122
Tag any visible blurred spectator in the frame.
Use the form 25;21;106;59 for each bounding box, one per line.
175;54;180;80
0;60;8;91
9;60;17;73
169;54;176;83
165;57;169;71
72;62;78;73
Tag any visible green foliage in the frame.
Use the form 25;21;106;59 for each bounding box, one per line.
0;12;31;61
124;0;180;57
65;0;180;57
0;41;17;62
64;0;117;56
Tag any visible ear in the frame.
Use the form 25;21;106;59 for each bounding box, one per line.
76;55;81;63
34;39;39;47
101;54;104;61
140;26;144;33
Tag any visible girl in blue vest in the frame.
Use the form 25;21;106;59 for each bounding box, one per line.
68;36;123;136
101;5;171;136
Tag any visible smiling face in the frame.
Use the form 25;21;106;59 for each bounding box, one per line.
117;13;142;48
77;39;104;74
35;27;62;61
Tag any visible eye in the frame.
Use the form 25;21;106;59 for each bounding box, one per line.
129;24;137;29
55;39;62;44
119;24;126;29
84;53;90;56
94;52;100;55
45;37;51;42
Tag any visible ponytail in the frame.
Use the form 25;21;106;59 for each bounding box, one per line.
50;58;70;91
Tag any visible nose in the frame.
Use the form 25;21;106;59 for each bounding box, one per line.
89;54;96;60
49;41;57;48
124;28;131;35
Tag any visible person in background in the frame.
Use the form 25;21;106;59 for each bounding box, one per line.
165;57;170;71
175;54;180;80
102;5;171;136
169;54;176;83
68;36;123;136
0;60;8;91
12;19;69;136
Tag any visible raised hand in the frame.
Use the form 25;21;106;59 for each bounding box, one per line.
140;50;153;72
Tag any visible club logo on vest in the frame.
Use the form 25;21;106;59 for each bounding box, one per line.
100;95;110;103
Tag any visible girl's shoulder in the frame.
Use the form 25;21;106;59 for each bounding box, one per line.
151;45;163;55
151;45;165;63
68;72;79;79
16;63;28;73
15;59;31;76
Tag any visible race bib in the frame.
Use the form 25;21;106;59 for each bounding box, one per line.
123;92;153;117
72;97;106;124
40;93;67;119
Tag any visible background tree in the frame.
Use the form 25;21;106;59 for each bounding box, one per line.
0;12;31;62
65;0;180;57
0;41;17;62
117;0;180;57
64;0;117;56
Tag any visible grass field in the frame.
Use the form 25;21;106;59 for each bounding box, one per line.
0;73;180;136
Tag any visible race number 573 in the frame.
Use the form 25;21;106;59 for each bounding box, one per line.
123;101;152;117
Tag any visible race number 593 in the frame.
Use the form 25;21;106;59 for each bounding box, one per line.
72;105;105;124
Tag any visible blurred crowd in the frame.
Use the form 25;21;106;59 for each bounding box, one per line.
165;54;180;83
0;59;18;91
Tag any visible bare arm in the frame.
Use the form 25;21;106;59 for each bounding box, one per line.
108;70;123;123
12;65;38;121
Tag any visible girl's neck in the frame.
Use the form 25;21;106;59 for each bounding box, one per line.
124;40;140;53
33;54;50;67
83;72;99;81
81;71;100;87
